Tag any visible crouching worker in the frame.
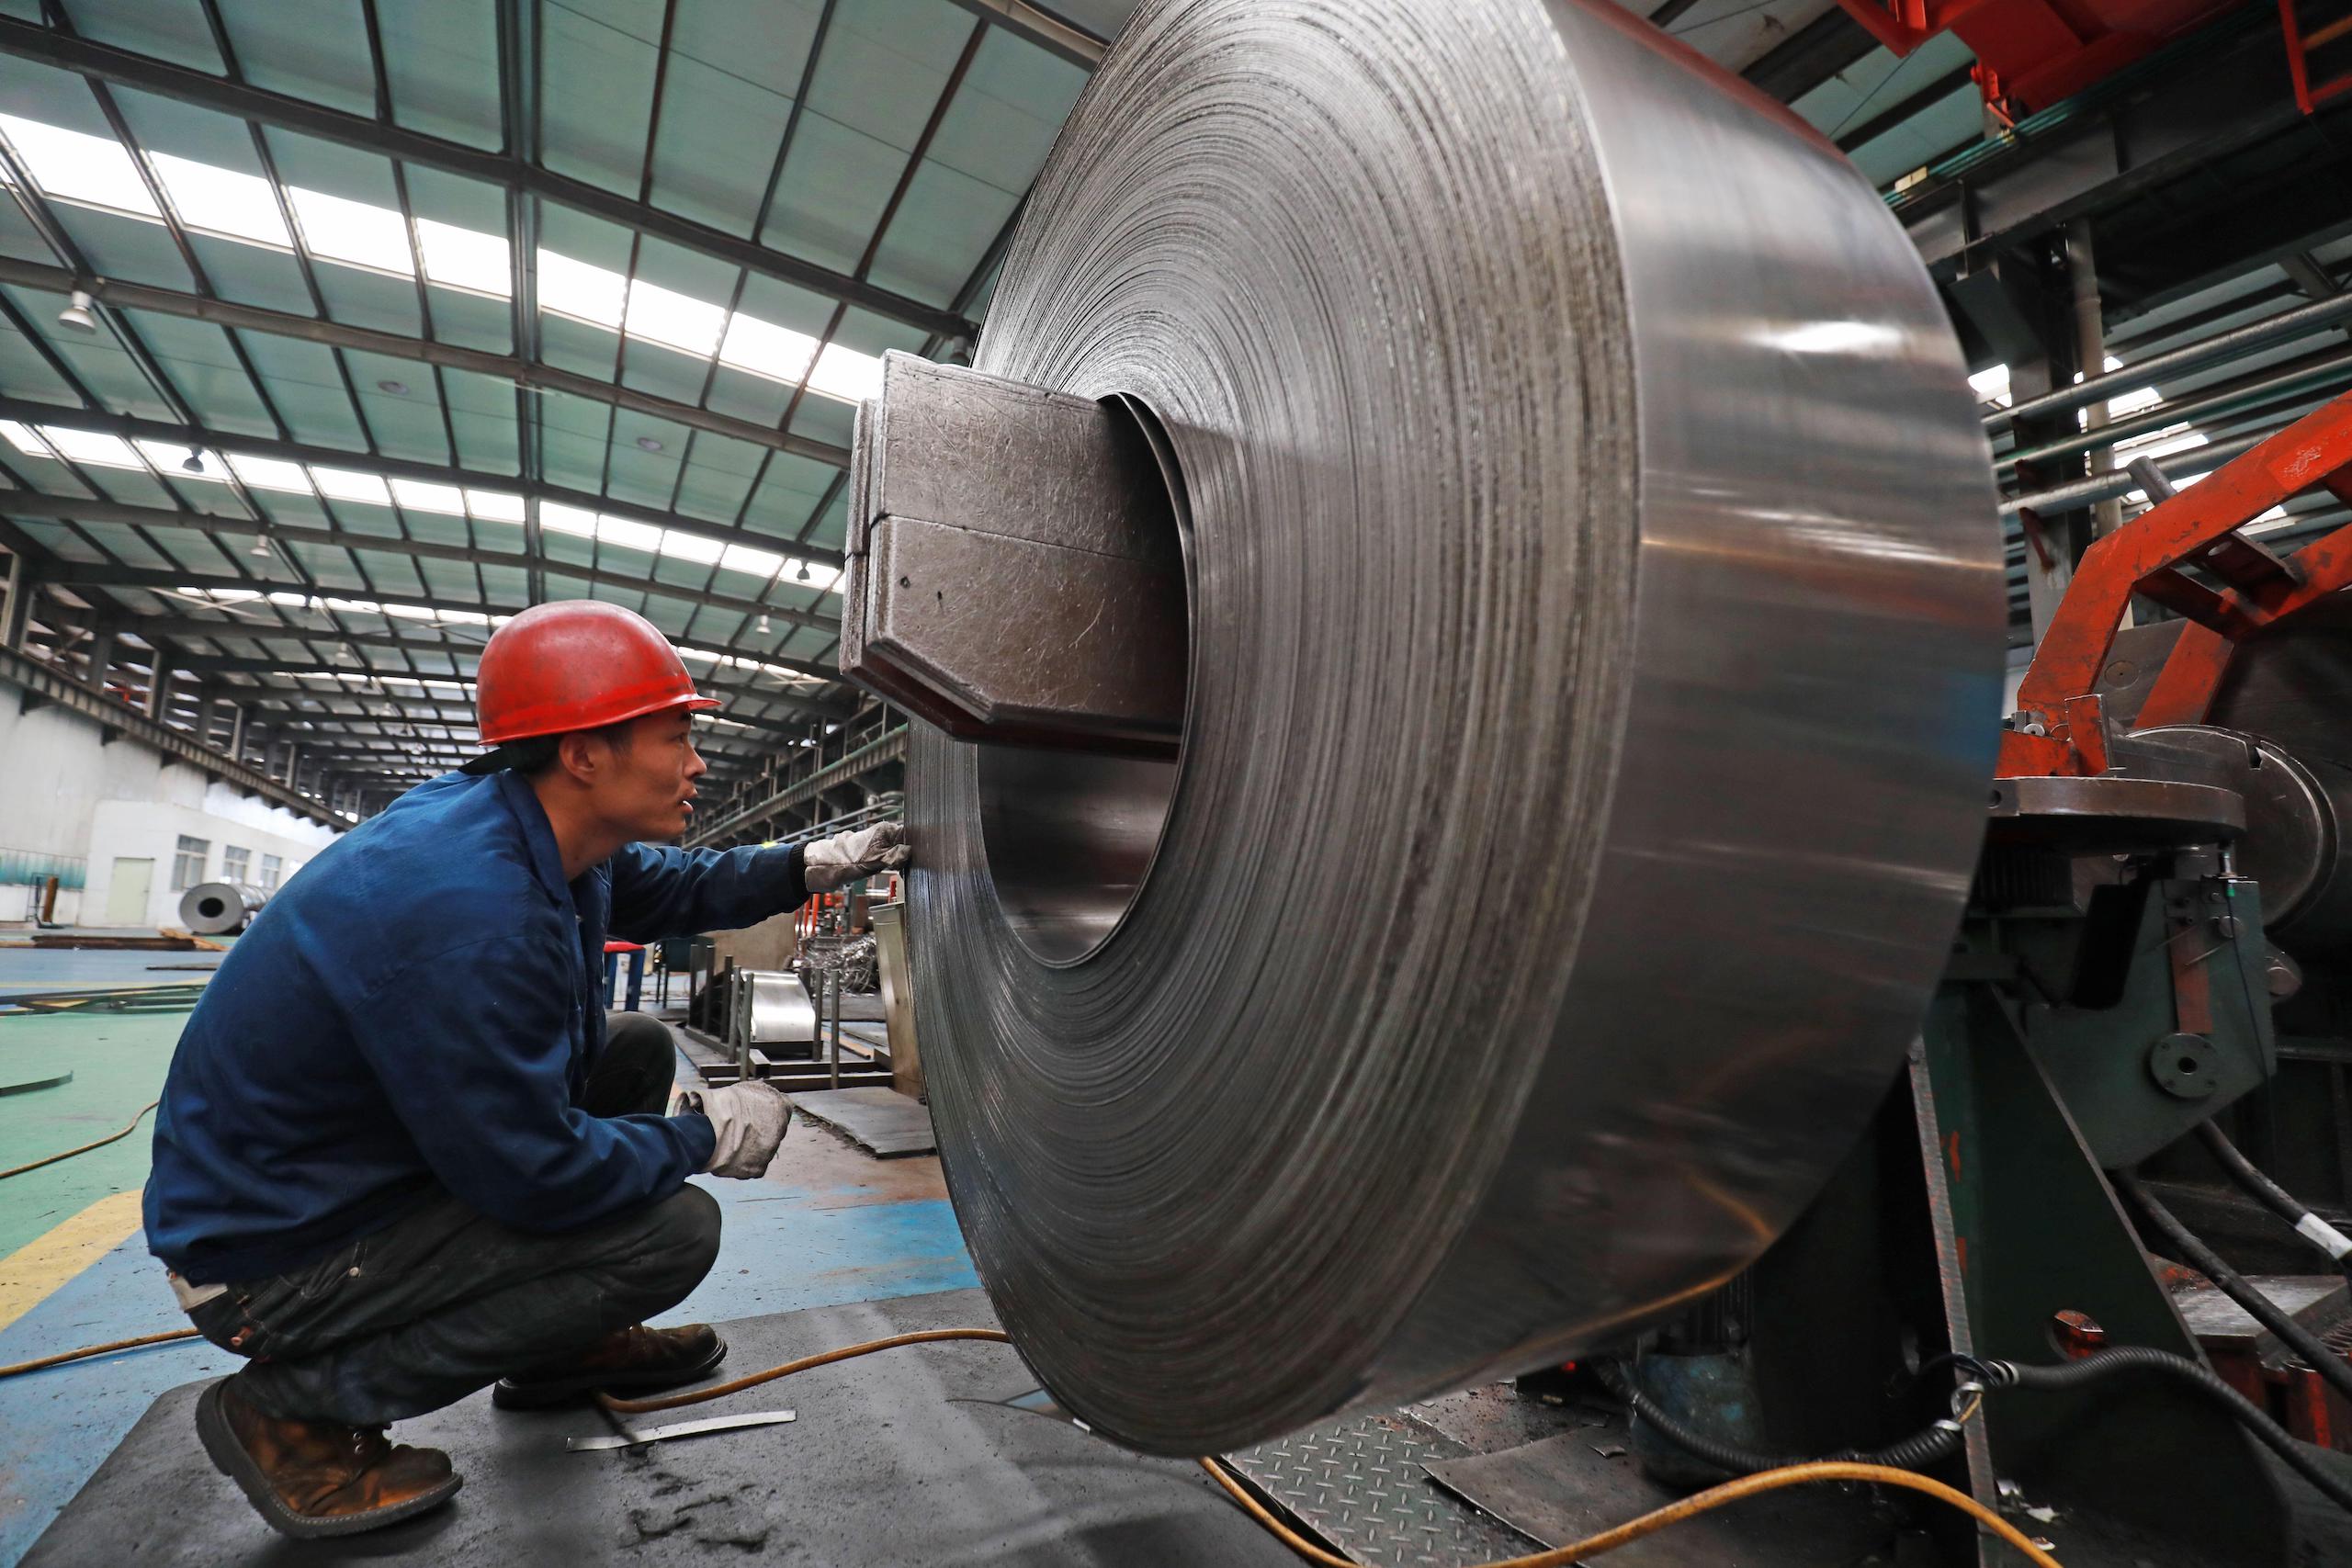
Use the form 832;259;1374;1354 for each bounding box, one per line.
143;601;910;1538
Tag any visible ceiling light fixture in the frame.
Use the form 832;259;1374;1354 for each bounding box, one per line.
58;289;96;333
794;560;811;582
635;435;664;453
377;378;408;395
249;529;273;558
755;612;771;636
181;448;205;474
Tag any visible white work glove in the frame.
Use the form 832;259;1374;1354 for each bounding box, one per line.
804;821;910;893
676;1082;790;1179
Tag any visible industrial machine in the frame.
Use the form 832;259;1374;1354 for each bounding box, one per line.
1591;399;2352;1566
831;0;2352;1562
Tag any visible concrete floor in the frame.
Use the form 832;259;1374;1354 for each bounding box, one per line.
0;947;978;1565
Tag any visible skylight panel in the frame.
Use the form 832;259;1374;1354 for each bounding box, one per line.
0;115;159;216
43;427;143;468
719;542;783;578
150;153;290;246
322;597;385;615
465;489;526;523
806;344;885;403
267;591;311;606
660;528;724;565
286;186;415;275
381;603;437;619
311;467;394;505
226;454;314;493
625;279;726;356
175;586;264;603
1968;364;2011;410
416;220;512;296
540;502;600;536
132;439;232;480
0;421;54;458
436;608;491;625
595;515;664;552
717;313;818;381
537;249;627;329
389;478;468;515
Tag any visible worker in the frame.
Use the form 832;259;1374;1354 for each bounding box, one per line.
142;600;910;1539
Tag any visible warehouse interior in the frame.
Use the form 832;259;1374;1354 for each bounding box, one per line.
7;0;2352;1562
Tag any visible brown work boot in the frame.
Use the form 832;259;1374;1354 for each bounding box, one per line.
491;1322;727;1409
196;1375;460;1538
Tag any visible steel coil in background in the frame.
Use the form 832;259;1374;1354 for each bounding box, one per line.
905;0;2005;1456
738;971;819;1046
176;882;265;936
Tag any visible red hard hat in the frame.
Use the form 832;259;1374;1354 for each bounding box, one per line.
474;600;718;746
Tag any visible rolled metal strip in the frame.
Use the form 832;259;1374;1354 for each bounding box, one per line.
907;0;2004;1455
742;971;819;1045
176;882;265;936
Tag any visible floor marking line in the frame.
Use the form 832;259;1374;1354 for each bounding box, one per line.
0;1188;145;1334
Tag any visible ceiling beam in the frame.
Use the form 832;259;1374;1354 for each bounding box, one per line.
1741;8;1876;103
99;613;839;686
0;399;850;573
7;498;843;633
239;711;769;761
0;255;848;468
941;0;1106;67
0;17;978;344
195;660;823;730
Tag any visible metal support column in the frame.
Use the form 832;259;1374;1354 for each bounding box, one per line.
0;554;35;649
2064;220;2126;547
84;617;115;694
146;648;175;721
1959;243;2098;639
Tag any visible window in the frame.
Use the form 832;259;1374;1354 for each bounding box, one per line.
259;853;283;891
171;836;209;892
220;846;251;884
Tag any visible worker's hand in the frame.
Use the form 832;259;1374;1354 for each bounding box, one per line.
676;1082;790;1179
804;820;910;893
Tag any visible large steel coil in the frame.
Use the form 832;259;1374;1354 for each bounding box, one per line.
177;881;265;936
902;0;2005;1455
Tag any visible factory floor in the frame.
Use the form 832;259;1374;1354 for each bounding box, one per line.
0;941;989;1565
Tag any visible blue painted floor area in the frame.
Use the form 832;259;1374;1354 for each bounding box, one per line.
0;948;222;995
0;1009;973;1566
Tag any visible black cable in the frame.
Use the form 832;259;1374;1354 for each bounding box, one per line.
1982;1348;2352;1517
2115;1168;2352;1408
1595;1360;1967;1477
2195;1122;2352;1284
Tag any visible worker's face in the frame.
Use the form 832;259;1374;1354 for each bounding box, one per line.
586;709;708;841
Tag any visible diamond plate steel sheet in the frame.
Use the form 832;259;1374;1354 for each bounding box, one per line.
1224;1413;1536;1568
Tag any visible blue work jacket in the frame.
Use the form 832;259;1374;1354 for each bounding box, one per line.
145;768;805;1284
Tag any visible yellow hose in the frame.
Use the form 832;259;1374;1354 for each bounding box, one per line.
0;1327;199;1379
0;1100;159;1181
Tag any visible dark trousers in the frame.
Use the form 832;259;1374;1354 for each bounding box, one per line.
187;1014;720;1427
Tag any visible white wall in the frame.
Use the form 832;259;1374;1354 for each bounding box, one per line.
0;671;339;928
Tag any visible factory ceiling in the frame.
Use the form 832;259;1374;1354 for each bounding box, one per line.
0;0;2346;814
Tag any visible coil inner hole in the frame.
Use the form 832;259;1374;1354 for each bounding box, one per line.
975;392;1193;966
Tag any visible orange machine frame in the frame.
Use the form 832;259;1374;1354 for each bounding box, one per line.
1999;389;2352;780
